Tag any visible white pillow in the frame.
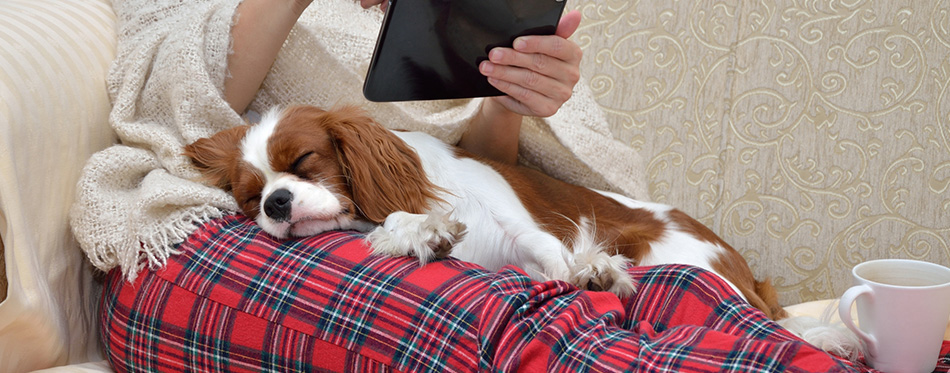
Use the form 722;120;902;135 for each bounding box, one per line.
0;0;116;371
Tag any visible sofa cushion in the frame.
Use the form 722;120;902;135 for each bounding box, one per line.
0;0;117;370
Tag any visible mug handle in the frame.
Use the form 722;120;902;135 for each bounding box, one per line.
838;284;877;356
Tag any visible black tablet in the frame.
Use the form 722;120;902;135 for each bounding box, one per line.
362;0;567;102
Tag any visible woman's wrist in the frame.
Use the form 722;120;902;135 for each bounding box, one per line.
457;98;523;164
224;0;311;114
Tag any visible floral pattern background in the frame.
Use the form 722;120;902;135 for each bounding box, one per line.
568;0;950;305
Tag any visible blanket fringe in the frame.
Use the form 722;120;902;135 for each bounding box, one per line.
117;206;233;282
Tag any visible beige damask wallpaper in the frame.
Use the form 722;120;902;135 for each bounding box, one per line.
568;0;950;305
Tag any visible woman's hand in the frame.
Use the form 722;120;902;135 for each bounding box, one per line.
356;2;582;116
457;10;584;164
355;3;584;164
480;10;583;118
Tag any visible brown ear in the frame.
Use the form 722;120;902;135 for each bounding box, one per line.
316;106;442;223
182;125;249;190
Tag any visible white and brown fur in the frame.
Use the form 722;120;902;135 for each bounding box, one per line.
184;105;861;356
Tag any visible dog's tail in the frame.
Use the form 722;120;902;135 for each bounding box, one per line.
712;248;790;321
751;277;788;319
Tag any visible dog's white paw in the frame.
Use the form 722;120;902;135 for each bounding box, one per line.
366;211;466;265
568;249;635;297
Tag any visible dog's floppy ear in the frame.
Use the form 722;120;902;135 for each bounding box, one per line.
183;125;250;190
315;106;442;223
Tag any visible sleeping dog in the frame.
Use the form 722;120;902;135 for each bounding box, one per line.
185;105;866;359
184;104;791;319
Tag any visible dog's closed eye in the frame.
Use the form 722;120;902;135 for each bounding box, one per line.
291;152;314;174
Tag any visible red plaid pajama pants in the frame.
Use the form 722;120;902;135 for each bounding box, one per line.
100;215;949;372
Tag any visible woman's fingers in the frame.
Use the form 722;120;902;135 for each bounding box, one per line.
485;38;581;86
478;10;584;117
484;75;562;117
514;34;583;67
479;59;573;116
555;9;582;39
478;49;581;116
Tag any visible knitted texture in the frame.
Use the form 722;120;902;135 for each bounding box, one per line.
70;0;648;282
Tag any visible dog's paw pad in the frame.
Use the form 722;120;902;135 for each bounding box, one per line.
570;252;635;297
584;277;612;292
422;213;466;258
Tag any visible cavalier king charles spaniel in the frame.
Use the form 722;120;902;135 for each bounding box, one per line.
184;105;867;359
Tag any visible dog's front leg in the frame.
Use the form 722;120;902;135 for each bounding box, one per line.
365;211;467;265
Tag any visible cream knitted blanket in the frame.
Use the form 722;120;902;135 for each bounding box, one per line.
70;0;647;282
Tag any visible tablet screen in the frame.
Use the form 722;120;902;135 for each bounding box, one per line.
363;0;567;102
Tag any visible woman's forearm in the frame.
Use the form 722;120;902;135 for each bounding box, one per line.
224;0;311;114
227;0;523;164
457;98;523;164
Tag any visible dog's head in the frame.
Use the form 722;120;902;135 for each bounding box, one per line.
184;105;439;238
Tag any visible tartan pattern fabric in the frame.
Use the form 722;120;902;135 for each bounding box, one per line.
100;215;950;372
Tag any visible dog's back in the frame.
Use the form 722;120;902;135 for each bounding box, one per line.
489;160;787;319
394;130;785;319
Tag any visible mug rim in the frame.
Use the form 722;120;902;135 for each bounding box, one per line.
852;259;950;289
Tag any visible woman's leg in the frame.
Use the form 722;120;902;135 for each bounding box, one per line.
99;215;858;372
481;264;857;372
621;265;800;342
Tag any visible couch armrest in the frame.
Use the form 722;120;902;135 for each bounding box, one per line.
0;0;117;370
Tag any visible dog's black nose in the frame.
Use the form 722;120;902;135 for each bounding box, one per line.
264;188;293;222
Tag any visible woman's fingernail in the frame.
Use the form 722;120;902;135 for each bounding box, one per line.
480;61;493;74
513;38;527;51
489;49;503;62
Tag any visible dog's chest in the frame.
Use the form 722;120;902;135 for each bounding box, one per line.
394;132;545;271
429;159;541;272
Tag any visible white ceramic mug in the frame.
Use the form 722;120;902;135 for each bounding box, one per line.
838;259;950;373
